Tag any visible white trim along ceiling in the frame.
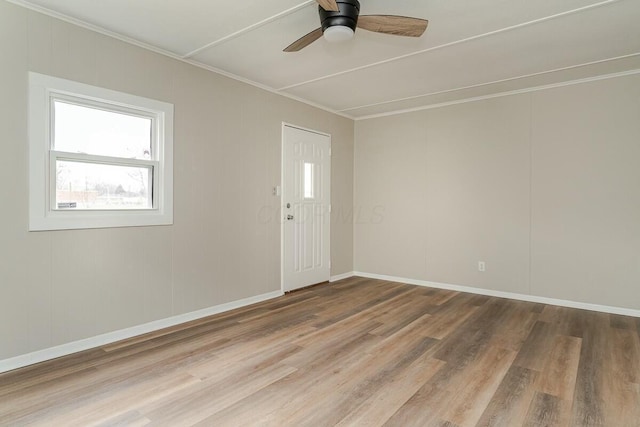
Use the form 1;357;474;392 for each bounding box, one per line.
8;0;640;119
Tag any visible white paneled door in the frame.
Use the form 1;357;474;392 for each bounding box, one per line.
282;125;331;292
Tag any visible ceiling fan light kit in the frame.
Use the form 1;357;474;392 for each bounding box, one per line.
323;26;355;42
283;0;428;52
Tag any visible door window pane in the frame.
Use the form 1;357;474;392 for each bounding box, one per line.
304;162;315;199
54;100;152;160
55;160;152;210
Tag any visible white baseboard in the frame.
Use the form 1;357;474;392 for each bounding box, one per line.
0;290;283;374
354;271;640;318
330;271;355;282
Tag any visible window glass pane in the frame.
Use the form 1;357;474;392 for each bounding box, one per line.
54;100;152;160
304;162;315;199
56;160;152;210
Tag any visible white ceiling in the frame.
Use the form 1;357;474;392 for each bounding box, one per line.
13;0;640;119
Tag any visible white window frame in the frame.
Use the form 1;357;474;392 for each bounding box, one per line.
28;72;174;231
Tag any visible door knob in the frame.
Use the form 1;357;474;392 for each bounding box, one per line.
287;215;294;220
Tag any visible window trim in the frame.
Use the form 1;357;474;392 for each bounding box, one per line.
29;72;174;231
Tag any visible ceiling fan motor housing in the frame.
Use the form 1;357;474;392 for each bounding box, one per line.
319;0;360;33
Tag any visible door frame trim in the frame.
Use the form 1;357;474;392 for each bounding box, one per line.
280;122;332;293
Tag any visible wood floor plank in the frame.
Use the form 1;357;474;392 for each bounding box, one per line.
437;345;517;427
431;422;461;427
512;320;557;372
335;356;445;427
475;365;538;427
423;291;481;315
602;327;640;426
386;339;506;425
488;306;538;352
610;313;637;330
187;343;302;383
422;288;460;306
192;321;386;425
535;335;582;400
0;278;638;426
312;283;412;328
144;363;298;425
570;311;608;427
0;348;107;398
537;304;561;323
609;327;640;384
95;410;151;427
44;372;201;427
284;337;440;427
524;392;566;427
0;332;231;424
369;295;435;337
420;298;480;340
432;298;515;364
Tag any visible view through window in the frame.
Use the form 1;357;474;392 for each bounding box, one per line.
53;100;154;210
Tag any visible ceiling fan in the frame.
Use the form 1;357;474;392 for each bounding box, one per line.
284;0;428;52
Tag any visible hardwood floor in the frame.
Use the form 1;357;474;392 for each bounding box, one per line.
1;277;639;426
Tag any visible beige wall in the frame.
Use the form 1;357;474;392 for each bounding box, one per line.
0;1;353;360
355;73;640;311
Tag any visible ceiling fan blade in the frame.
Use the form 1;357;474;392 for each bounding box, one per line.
357;15;428;37
316;0;340;12
283;27;323;52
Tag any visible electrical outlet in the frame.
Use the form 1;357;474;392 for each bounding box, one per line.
478;261;486;272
